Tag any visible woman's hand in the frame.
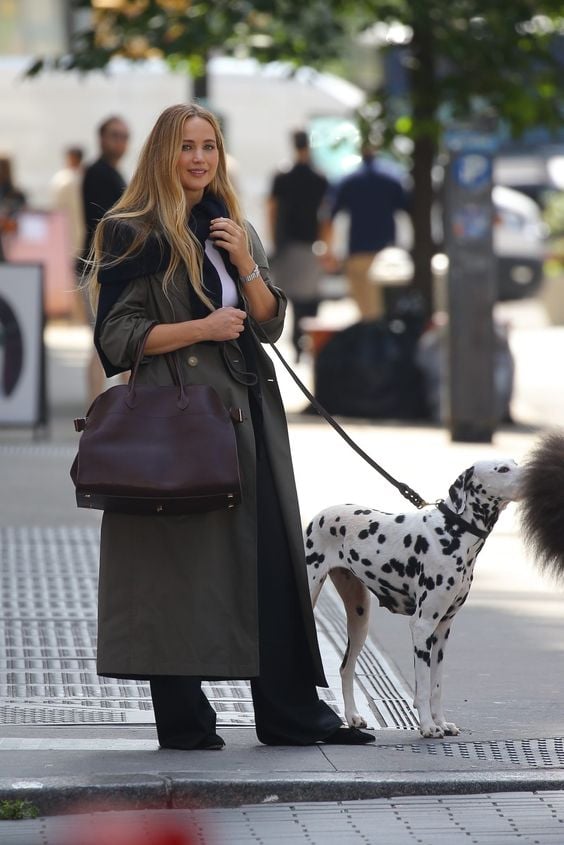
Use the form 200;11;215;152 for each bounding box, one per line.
202;306;247;341
209;217;255;277
210;216;277;323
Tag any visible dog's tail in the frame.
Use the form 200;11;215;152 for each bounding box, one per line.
520;430;564;581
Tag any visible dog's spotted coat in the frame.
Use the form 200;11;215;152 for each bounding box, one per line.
306;460;522;737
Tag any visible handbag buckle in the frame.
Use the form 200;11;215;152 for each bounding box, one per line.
227;494;236;508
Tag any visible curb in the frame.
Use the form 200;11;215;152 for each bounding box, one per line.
4;770;564;816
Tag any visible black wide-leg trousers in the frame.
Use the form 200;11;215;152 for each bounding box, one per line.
150;436;341;747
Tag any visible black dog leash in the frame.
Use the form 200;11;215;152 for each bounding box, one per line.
252;320;429;510
255;321;495;537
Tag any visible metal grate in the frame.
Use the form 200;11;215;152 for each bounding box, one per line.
0;525;412;727
0;444;76;458
385;736;564;767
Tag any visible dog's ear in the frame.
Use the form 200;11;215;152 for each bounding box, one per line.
448;467;474;514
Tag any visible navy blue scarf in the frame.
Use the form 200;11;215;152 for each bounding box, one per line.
94;192;243;376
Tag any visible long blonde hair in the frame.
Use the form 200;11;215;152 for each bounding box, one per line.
87;103;246;310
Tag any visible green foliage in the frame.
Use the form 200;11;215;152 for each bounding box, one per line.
544;191;564;237
0;800;40;820
359;1;564;148
26;1;564;144
27;0;350;76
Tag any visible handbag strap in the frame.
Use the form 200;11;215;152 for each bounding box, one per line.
128;323;189;409
250;318;429;510
142;283;183;388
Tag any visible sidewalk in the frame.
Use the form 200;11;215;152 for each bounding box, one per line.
2;298;564;842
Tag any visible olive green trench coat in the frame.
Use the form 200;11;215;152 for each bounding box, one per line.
95;225;328;686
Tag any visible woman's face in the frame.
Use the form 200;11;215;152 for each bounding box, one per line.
176;117;219;203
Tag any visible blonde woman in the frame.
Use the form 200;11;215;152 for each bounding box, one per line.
89;104;374;750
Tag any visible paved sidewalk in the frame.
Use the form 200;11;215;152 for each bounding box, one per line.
2;298;564;842
3;792;564;844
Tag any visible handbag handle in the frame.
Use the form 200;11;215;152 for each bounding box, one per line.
126;323;189;410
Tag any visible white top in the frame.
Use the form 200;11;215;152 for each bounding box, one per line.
204;239;239;307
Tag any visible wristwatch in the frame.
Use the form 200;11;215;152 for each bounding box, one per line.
239;263;261;284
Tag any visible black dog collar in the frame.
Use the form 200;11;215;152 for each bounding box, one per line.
436;500;489;540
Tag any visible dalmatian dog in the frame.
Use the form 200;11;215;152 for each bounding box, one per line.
306;459;523;738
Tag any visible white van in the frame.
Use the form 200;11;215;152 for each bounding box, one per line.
492;184;546;300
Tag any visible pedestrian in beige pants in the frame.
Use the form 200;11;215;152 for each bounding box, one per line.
323;146;410;321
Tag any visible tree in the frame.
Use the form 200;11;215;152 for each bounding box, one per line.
349;1;564;313
28;1;564;315
27;0;350;77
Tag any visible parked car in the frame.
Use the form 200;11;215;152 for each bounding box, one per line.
493;185;547;300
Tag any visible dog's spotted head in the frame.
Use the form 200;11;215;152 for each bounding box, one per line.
472;459;523;503
448;459;522;514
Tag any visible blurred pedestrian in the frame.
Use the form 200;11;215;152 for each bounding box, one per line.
88;102;374;750
325;144;410;321
268;130;328;361
83;117;129;252
82;116;129;404
52;146;85;257
0;155;26;258
51;146;86;322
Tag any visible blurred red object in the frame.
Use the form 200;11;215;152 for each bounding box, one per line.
57;813;206;845
147;822;200;845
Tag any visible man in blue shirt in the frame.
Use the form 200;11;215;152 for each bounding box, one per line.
326;145;410;320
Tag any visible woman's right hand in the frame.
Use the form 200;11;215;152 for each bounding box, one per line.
202;307;247;342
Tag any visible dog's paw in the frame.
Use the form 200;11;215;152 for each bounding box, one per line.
419;724;444;738
441;721;460;736
347;713;368;729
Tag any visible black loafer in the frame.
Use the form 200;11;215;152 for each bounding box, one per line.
159;733;225;751
197;733;225;750
321;727;375;745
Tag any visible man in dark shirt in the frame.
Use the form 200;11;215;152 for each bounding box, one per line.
82;116;129;254
268;131;328;361
326;145;410;321
82;116;129;402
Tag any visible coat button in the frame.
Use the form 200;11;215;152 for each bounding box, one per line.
187;355;198;367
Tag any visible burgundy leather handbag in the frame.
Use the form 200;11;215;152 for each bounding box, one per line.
70;327;242;515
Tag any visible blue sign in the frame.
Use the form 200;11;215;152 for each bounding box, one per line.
453;154;492;191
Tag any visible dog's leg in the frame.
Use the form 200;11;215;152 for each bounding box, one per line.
306;519;330;609
310;574;327;608
409;617;443;737
429;618;459;736
330;568;371;728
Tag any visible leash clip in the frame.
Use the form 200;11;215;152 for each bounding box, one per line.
398;484;428;510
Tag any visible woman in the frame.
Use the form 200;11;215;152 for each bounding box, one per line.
88;103;374;750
